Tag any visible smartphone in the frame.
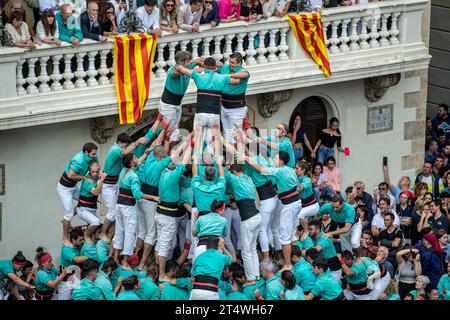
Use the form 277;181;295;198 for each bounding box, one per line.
383;157;388;166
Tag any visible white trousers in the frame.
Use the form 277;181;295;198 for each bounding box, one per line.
221;106;247;143
136;199;158;246
277;199;302;245
270;200;283;251
190;289;219;300
76;206;101;226
258;196;278;253
155;213;178;259
344;289;372;301
294;202;320;234
339;221;363;252
370;272;391;300
187;208;198;260
57;280;73;301
102;183;118;222
241;214;262;281
193;113;220;154
114;204;138;256
159;99;182;130
331;269;343;284
57;182;80;221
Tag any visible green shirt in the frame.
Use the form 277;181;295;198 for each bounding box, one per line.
263;136;295;168
284;285;306;300
346;260;368;285
227;291;250;300
159;164;186;203
141;152;171;187
160;281;189;300
79;175;98;198
117;290;142;300
194;212;229;237
298;175;314;199
438;274;450;296
318;203;356;224
137;277;160;300
265;275;284;300
360;257;380;276
64;151;97;176
224;169;256;201
180;187;194;207
110;266;137;288
191;69;230;92
311;269;342;300
296;236;314;251
0;260;15;282
81;241;99;262
118;168;143;200
265;166;298;194
60;245;81;267
191;249;231;281
292;259;316;293
94;271;116;300
104;143;124;177
244;155;272;188
35;267;59;292
218;64;249;95
96;240;110;264
242;283;258;300
165;64;195;96
314;232;338;260
175;277;192;294
191;175;226;212
71;278;103;300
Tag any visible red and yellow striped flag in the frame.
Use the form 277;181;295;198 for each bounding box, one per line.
114;34;158;125
286;14;331;78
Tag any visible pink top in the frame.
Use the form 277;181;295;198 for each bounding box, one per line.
323;166;341;192
219;0;241;20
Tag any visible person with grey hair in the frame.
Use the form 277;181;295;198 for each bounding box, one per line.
80;1;107;42
254;260;284;300
409;275;430;300
353;180;374;220
155;137;193;281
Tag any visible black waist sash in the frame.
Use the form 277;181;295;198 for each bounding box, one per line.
301;193;317;207
104;175;119;185
179;205;188;218
221;92;246;109
196;89;221;114
235;199;259;222
198;235;219;246
59;172;77;188
192;275;219;292
161;87;184;105
141;183;159;202
256;180;277;201
332;292;346;300
35;288;54;300
278;187;300;205
117;188;136;206
157;201;183;217
349;282;371;295
77;195;98;209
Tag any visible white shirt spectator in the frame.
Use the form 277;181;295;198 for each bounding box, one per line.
309;0;323;10
188;9;195;25
136;6;160;33
372;210;401;229
36;19;60;41
374;193;396;212
109;0;129;30
5;23;31;43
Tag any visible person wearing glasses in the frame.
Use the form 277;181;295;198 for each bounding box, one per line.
100;2;119;36
200;0;219;27
109;0;129;28
159;0;178;32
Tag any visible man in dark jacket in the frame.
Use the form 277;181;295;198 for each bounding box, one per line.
200;0;219;27
80;1;107;42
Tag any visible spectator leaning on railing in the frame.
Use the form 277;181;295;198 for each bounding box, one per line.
200;0;218;27
273;0;290;17
4;10;36;49
177;0;203;32
36;9;62;45
219;0;240;23
80;1;107;42
108;0;129;29
240;0;263;22
136;0;162;36
2;0;36;38
100;2;119;37
159;0;178;32
259;0;275;18
55;3;83;46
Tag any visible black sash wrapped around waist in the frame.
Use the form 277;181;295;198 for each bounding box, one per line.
332;292;346;300
117;188;136;206
349;282;371;295
221;92;246;109
198;235;219;246
178;205;188;218
196;89;221;114
35;289;54;300
77;195;98;209
301;193;317;207
278;187;300;205
141;183;159;201
193;275;219;292
59;172;77;188
235;199;259;222
104;175;119;185
198;210;210;216
256;180;277;201
157;201;183;217
161;87;184;105
328;256;342;272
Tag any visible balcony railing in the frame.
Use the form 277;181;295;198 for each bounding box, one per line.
0;0;430;130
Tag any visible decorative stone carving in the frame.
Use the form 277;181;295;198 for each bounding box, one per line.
90;115;120;144
125;110;158;136
364;73;401;103
257;90;293;119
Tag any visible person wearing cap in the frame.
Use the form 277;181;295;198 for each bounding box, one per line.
341;250;372;300
100;132;147;243
190;237;233;300
192;199;229;260
71;260;103;300
409;275;430;300
243;150;301;272
113;153;160;271
216;52;250;144
175;56;240;150
35;249;67;300
0;251;35;300
155;138;192;280
135;127;170;271
57;142;98;246
305;258;344;300
223;163;261;283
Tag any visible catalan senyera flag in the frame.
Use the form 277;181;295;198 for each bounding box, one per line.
114;34;158;125
286;14;331;78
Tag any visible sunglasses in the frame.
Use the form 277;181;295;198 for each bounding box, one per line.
205;1;213;3
107;11;115;14
166;3;174;6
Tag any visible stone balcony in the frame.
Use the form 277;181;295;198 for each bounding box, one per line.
0;0;430;130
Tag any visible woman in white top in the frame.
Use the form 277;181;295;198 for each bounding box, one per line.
5;11;36;49
36;10;62;45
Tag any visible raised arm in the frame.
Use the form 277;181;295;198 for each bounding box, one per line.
89;173;107;196
242;155;270;175
192;125;203;177
212;125;225;178
175;64;194;77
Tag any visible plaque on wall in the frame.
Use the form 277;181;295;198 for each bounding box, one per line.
0;164;4;196
367;104;393;134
